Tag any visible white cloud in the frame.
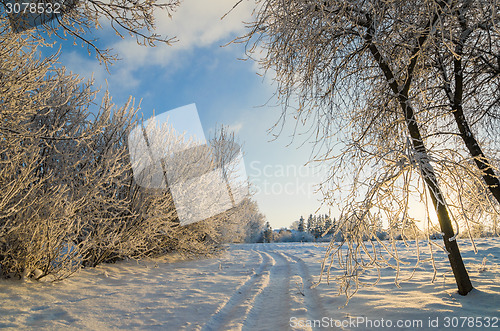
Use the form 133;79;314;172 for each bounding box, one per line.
109;0;254;74
64;0;256;92
156;0;254;49
61;50;141;91
226;122;244;134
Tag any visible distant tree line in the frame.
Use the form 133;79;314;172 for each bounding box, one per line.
263;212;499;244
259;214;341;243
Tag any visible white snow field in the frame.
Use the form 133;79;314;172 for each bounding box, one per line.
0;239;499;330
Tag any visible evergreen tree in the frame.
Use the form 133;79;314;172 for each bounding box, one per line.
318;215;325;237
306;214;313;233
263;222;273;243
324;215;332;235
312;215;324;239
298;216;305;232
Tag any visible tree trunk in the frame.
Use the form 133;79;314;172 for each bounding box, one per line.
450;49;500;231
451;105;500;229
366;39;474;295
401;97;474;295
444;10;500;235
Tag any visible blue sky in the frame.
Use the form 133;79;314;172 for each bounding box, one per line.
47;0;330;229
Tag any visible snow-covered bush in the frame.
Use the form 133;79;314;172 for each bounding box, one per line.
216;198;266;243
0;26;243;280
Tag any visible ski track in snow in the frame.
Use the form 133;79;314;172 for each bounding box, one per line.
241;249;291;331
202;244;338;331
201;248;274;331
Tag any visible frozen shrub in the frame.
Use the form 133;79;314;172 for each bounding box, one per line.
0;29;244;279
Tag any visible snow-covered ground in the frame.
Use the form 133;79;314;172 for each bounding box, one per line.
0;239;499;330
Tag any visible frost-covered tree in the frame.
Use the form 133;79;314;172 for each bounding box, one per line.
210;125;246;208
289;220;299;231
9;0;180;65
241;199;266;243
217;198;266;243
234;0;500;296
0;27;139;277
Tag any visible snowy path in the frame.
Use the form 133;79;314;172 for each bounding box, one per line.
0;240;499;330
202;245;333;331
